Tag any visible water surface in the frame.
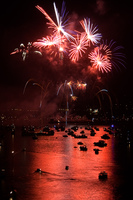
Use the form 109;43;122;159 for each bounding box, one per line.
0;125;132;199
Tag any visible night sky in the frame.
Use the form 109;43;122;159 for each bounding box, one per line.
0;0;133;113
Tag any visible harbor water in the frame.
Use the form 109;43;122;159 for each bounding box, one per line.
0;124;133;200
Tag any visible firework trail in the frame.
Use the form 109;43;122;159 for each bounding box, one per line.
33;81;51;108
32;82;44;91
57;80;73;96
67;81;74;96
23;79;35;94
23;79;51;108
95;89;113;116
32;82;44;107
57;80;74;125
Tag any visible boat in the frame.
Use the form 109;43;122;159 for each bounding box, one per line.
103;127;109;132
35;129;54;136
43;126;50;132
93;148;101;154
94;127;99;131
85;126;91;130
71;126;78;131
80;145;88;151
77;141;83;145
99;171;108;180
74;134;87;138
80;130;84;134
101;134;110;139
63;134;68;137
67;130;75;136
48;130;54;135
90;130;96;136
94;140;107;147
60;126;65;131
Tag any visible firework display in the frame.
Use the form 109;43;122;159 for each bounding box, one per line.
10;1;125;74
9;1;126;117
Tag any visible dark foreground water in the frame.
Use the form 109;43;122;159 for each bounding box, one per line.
0;124;133;200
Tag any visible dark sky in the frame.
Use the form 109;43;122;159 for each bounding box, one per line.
0;0;133;111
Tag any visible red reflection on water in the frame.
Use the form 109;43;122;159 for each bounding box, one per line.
10;126;116;200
